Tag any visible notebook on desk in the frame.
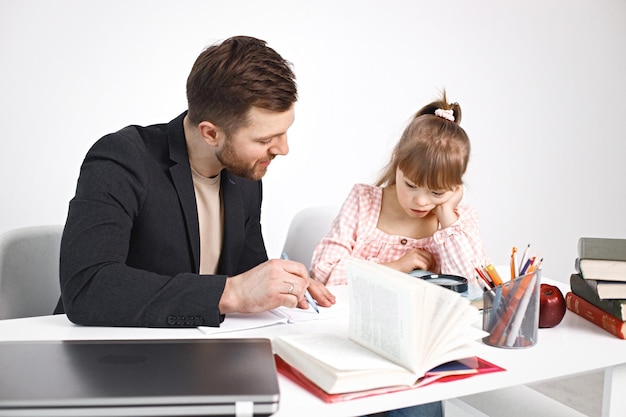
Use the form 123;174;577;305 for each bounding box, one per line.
0;338;279;417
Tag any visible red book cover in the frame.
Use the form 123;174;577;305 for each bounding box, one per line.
275;355;505;403
566;292;626;339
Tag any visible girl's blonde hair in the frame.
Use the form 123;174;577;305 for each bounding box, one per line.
376;91;470;191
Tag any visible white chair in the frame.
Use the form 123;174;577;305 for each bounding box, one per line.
0;225;64;319
281;206;339;271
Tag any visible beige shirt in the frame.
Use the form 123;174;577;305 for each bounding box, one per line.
190;168;223;274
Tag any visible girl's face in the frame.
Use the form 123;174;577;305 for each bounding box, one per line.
395;168;455;218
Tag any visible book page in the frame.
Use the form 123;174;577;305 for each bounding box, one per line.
274;333;407;371
273;333;420;393
346;258;482;375
347;259;425;372
349;279;411;354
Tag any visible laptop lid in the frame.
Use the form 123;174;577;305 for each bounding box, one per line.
0;338;279;417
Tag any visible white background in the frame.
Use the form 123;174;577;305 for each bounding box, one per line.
1;0;625;284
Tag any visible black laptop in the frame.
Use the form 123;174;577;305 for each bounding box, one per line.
0;338;279;416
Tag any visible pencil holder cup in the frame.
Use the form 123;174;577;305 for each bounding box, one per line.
482;270;541;349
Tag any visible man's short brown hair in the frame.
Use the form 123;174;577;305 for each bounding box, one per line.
186;36;298;135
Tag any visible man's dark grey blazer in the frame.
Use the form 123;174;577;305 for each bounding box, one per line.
54;112;268;327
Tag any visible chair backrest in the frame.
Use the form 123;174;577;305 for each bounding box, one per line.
281;206;339;271
0;225;64;319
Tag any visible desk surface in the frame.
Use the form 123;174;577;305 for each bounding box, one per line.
1;282;625;417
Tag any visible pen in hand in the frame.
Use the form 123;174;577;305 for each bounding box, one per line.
281;251;319;313
304;290;320;314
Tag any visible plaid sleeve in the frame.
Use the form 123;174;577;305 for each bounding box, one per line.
310;185;371;285
431;204;488;286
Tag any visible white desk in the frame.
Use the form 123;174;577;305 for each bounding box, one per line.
1;282;625;417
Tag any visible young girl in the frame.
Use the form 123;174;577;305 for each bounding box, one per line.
311;92;488;291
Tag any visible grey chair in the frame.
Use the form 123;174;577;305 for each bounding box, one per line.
281;206;339;271
0;225;64;319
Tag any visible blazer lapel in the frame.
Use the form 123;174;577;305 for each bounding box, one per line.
219;171;245;274
167;113;200;272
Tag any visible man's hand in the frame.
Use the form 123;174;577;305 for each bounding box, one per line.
218;259;311;314
296;278;336;310
218;258;339;314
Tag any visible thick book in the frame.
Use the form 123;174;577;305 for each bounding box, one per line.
578;237;626;261
585;279;626;300
575;258;626;282
565;292;626;339
275;355;504;403
272;258;488;395
570;273;626;318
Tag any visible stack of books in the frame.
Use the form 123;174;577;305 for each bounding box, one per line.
566;237;626;339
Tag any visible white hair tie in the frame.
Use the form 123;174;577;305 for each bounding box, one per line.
435;108;455;122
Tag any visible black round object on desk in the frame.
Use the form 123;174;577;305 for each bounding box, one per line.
419;274;468;293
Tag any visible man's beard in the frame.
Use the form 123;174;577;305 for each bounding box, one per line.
216;139;269;181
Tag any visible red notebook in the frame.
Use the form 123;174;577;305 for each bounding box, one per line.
275;355;505;403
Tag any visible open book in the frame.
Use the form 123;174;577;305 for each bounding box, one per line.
275;355;504;403
272;258;487;394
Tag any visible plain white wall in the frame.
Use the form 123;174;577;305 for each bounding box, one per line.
2;0;625;284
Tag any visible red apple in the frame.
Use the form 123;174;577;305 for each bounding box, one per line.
539;283;566;328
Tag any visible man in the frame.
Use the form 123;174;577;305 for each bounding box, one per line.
54;36;335;327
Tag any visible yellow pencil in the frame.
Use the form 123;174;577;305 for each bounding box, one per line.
486;264;504;287
510;247;517;279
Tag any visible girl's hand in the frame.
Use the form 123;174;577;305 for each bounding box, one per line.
382;248;435;273
433;185;463;228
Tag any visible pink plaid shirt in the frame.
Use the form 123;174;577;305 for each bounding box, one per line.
310;184;488;287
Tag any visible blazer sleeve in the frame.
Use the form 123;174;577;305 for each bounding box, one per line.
59;131;228;328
